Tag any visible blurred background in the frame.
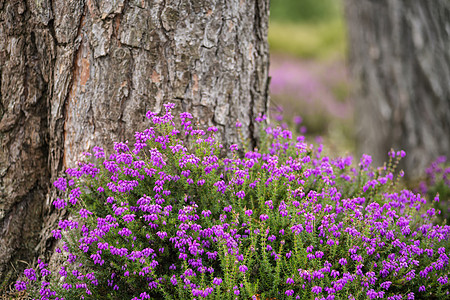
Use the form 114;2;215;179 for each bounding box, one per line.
268;0;354;157
267;0;449;223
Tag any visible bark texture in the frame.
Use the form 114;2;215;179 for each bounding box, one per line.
0;0;270;284
345;0;450;177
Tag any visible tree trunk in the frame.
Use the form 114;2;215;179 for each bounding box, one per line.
0;0;270;284
345;0;450;177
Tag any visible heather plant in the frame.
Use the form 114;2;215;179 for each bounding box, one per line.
415;156;450;225
15;103;449;300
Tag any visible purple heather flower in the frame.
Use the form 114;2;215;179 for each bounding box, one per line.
286;277;295;284
170;275;178;286
255;113;267;122
311;286;322;294
315;251;324;259
118;228;132;237
330;270;339;278
360;154;372;169
52;229;62;240
268;235;277;242
438;276;448;285
230;144;239;151
53;177;67;191
24;269;36;281
367;289;378;299
201;210;211;217
213;277;222;285
236;190;245;199
260;214;269;221
239;265;248;273
380;281;392;290
397;150;406;158
122;214;135;223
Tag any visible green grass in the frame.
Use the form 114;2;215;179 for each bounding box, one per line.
268;18;347;60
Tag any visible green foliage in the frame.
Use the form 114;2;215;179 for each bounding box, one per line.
268;19;346;60
268;0;345;60
270;0;340;23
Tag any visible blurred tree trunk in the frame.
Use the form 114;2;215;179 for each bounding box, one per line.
0;0;270;285
345;0;450;177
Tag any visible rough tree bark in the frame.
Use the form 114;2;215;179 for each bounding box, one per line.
0;0;270;285
345;0;450;177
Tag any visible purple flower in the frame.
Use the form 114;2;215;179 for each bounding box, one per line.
285;289;294;296
286;277;294;284
359;154;372;169
265;200;274;209
230;144;239;151
260;214;269;221
53;177;67;191
118;228;132;237
255;113;267;122
339;258;347;266
397;150;406;158
15;281;27;291
122;214;135;223
170;275;177;286
330;270;339;278
380;281;392;290
52;229;62;240
239;265;248;273
213;277;222;285
438;276;448;285
311;286;322;294
236;190;245;199
201;210;211;217
367;289;378;299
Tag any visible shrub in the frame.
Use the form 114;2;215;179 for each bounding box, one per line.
16;103;449;299
415;156;450;225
